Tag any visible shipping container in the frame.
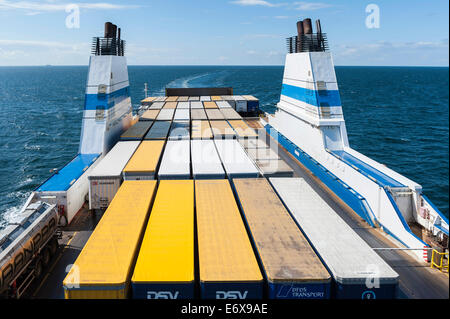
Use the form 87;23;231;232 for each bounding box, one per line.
144;121;172;140
166;96;178;102
200;96;211;101
191;140;225;179
245;119;264;129
156;109;175;121
228;120;258;138
188;96;199;101
158;140;191;179
220;108;242;120
191;120;213;139
191;109;208;121
269;178;400;299
177;101;190;109
214;140;259;178
233;178;331;299
203;101;218;109
177;96;189;101
256;159;294;177
139;109;160;121
120;121;153;141
141;97;156;106
209;120;236;139
246;147;280;161
221;96;236;109
123;141;165;180
149;102;165;110
190;101;203;109
211;96;222;101
131;180;195;299
195;179;263;299
88;141;140;210
232;96;247;112
241;95;259;112
206;109;225;121
163;102;177;109
216;101;233;109
153;97;166;102
174;108;190;121
168;121;190;140
63;180;157;299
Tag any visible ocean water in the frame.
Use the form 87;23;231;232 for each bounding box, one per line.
0;66;448;227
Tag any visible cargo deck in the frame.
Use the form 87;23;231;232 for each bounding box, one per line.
31;118;449;299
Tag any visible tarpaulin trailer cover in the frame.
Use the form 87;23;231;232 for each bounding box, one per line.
63;180;157;299
195;179;263;299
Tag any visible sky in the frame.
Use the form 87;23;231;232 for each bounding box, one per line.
0;0;448;66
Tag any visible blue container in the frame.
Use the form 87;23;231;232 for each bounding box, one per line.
269;281;330;299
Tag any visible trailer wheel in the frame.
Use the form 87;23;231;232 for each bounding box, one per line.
42;248;51;267
34;259;44;279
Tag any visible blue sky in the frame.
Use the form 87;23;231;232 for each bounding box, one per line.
0;0;448;66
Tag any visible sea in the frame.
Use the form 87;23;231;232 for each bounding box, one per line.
0;66;448;228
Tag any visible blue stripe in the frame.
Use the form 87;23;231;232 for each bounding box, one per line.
84;86;130;111
281;83;341;107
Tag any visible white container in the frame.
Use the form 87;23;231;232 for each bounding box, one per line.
188;96;200;101
233;96;247;112
191;140;225;179
158;140;191;179
177;102;190;109
174;108;190;121
190;101;203;109
214;139;259;178
156;108;175;121
153;97;166;102
269;177;399;298
246;148;280;161
88;141;140;210
200;96;211;101
168;121;190;140
216;101;233;109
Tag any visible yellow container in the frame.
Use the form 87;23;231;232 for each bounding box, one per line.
163;102;178;109
209;120;235;139
192;120;213;139
123;140;165;180
227;120;258;138
140;109;160;121
203;101;218;109
63;180;157;299
195;179;263;299
141;97;156;104
131;180;195;299
211;96;222;101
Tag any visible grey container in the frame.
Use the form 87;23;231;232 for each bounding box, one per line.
174;108;190;121
177;102;190;109
269;177;400;299
220;108;242;120
168;121;190;140
149;102;165;110
188;96;200;101
191;109;208;120
144;121;172;140
190;101;203;109
120;121;153;141
156;108;175;121
206;109;225;121
200;96;211;101
216;101;233;109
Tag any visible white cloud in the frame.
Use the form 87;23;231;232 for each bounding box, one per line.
230;0;282;8
293;2;332;11
0;0;140;13
274;15;289;19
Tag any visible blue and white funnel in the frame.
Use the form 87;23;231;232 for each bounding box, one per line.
79;22;133;155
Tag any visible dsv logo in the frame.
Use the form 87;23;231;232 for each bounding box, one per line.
216;291;248;299
147;291;179;299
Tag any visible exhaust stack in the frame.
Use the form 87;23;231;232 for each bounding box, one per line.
287;18;328;53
